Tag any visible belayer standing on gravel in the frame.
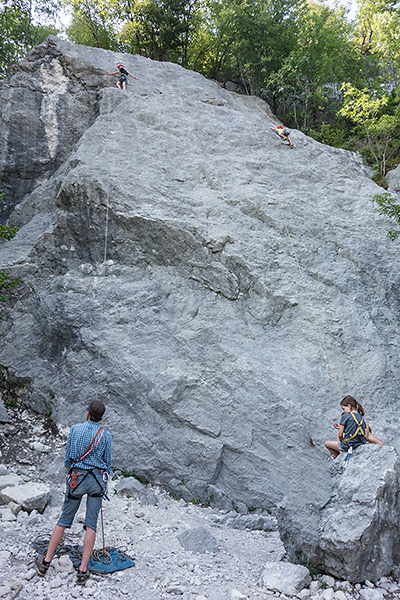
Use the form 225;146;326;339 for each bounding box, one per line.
110;63;138;90
35;400;112;586
324;395;383;459
270;124;293;148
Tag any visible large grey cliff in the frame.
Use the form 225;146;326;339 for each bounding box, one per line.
1;37;400;577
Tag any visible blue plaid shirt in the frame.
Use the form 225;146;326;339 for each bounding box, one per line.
64;420;112;473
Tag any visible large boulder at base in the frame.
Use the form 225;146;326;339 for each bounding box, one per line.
0;482;51;513
0;35;399;549
277;445;400;582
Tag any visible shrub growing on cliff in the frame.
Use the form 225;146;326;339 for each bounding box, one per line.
371;192;400;240
339;84;400;184
0;194;19;300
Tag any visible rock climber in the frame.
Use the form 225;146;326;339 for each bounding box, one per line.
270;124;293;148
35;400;112;586
324;395;383;459
109;63;138;90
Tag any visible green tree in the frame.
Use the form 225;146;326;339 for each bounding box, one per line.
268;0;361;128
371;192;400;240
0;0;59;77
339;83;400;182
117;0;204;66
66;0;118;49
203;0;301;94
356;0;400;78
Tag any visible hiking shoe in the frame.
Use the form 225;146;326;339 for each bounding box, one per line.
77;570;90;585
35;555;50;577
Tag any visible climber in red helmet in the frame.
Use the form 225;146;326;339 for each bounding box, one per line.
109;63;138;90
270;124;293;148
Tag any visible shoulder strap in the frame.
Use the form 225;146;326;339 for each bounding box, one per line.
343;413;366;442
72;427;105;464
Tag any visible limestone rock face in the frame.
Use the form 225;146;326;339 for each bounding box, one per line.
278;445;400;582
0;36;104;221
386;164;400;196
0;36;399;553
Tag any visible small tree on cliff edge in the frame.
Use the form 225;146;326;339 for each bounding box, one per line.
0;194;19;300
371;192;400;241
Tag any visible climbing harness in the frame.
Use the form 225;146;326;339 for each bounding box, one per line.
224;88;342;400
67;468;108;500
342;412;366;445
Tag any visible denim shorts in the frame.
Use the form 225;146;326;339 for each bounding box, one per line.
339;438;367;452
57;470;105;532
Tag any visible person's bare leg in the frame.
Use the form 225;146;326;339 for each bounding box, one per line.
44;525;66;562
79;527;96;572
324;440;341;459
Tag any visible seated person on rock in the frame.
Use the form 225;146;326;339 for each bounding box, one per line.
324;395;383;459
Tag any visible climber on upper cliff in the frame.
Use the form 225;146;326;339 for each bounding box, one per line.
270;124;293;148
109;63;138;90
324;395;383;459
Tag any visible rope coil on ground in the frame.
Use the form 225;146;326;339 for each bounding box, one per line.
32;535;135;566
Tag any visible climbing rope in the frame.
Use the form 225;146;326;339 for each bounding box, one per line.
225;88;343;400
32;535;134;567
95;198;110;403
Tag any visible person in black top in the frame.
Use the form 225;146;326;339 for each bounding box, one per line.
324;395;383;459
109;63;138;89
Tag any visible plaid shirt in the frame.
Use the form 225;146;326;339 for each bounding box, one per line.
64;420;112;473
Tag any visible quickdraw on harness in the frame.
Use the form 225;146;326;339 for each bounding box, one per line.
343;446;353;469
342;412;366;446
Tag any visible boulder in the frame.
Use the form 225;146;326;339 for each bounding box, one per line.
0;482;51;513
0;474;24;490
261;562;311;595
177;527;219;554
45;452;66;484
53;555;75;575
0;508;17;521
278;445;400;582
386;164;400;196
225;513;277;532
0;397;9;423
115;476;146;498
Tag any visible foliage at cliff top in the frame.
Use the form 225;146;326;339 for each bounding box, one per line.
1;0;400;181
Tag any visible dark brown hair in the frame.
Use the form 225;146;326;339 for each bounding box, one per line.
340;395;365;416
88;400;106;422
